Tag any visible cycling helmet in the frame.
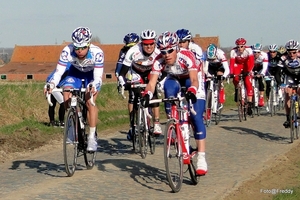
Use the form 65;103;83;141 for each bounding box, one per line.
252;43;263;52
140;29;156;44
285;39;299;50
157;31;179;49
72;27;92;47
176;29;192;42
206;43;218;60
235;37;247;45
278;46;287;54
268;44;278;51
123;33;139;47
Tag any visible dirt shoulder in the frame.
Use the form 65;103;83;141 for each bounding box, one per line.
223;141;300;200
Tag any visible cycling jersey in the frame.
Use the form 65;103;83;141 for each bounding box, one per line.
278;55;300;76
253;51;268;76
115;46;130;76
268;52;282;68
151;48;206;100
203;48;229;77
188;42;204;67
49;44;104;90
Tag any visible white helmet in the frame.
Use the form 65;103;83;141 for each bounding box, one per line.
285;39;299;50
268;44;278;51
140;29;156;40
72;27;92;47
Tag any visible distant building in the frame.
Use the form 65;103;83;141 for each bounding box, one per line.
0;34;219;81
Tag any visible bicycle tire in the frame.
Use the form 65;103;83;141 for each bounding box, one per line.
290;100;295;143
63;108;78;177
214;83;221;125
205;89;212;127
187;125;199;185
148;108;156;154
137;106;147;159
164;119;183;193
83;124;97;170
132;108;140;153
237;87;243;122
269;86;275;117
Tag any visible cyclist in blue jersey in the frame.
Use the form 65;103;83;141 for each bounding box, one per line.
44;27;104;152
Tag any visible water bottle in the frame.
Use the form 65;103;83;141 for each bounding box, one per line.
180;123;190;154
295;101;299;113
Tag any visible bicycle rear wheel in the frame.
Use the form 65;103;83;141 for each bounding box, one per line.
290;101;295;143
137;106;147;159
215;89;222;125
83;125;97;170
164;119;183;193
132;109;140;153
63;108;78;177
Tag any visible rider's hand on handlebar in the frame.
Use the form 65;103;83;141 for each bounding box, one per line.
44;82;55;95
185;86;197;104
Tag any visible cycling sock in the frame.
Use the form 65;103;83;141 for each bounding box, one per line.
89;127;96;138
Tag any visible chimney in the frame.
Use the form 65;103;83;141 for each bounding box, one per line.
195;34;200;38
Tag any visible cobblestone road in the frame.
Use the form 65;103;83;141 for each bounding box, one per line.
0;109;298;200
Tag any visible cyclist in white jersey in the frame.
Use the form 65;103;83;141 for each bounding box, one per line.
203;44;229;108
118;29;163;141
44;27;104;152
278;40;300;128
251;43;268;107
143;31;207;176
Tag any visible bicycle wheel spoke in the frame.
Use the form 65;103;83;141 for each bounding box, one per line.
164;120;183;193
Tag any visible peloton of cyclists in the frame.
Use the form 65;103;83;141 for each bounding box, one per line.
143;31;208;176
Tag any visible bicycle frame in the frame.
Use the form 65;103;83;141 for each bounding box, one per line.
289;84;299;143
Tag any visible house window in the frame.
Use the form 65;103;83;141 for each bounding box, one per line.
105;73;112;79
27;74;33;79
1;75;6;80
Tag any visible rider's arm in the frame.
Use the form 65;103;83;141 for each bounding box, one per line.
229;49;236;74
260;52;269;76
219;49;229;77
90;48;104;89
247;49;255;72
115;48;126;77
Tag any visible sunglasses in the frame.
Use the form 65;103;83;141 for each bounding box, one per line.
270;51;277;53
74;46;88;51
179;40;188;44
288;51;297;55
237;45;244;49
161;48;175;55
253;51;261;54
142;43;155;46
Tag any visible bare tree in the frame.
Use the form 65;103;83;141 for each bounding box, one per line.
91;36;101;44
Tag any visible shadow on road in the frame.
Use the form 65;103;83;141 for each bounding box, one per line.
96;158;196;193
220;126;290;144
8;159;76;177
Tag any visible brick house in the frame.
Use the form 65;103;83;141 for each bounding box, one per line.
0;34;219;81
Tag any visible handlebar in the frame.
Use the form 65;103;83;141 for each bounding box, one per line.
46;86;95;107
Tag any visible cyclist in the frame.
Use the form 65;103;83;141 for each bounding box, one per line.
278;40;300;128
45;63;70;127
251;43;268;107
143;31;207;176
118;29;163;141
203;43;229;115
115;33;140;78
44;26;104;152
229;37;254;115
265;44;283;112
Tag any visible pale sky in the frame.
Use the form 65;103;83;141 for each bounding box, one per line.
1;0;299;48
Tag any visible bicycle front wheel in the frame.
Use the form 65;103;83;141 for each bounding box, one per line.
187;125;199;185
63;108;78;177
269;87;275;117
147;108;156;154
164;119;183;193
137;106;147;159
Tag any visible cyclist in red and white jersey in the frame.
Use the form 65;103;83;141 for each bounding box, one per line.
143;31;207;176
118;29;164;141
251;43;268;107
230;37;254;115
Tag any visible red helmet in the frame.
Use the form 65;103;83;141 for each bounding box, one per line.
235;38;247;45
